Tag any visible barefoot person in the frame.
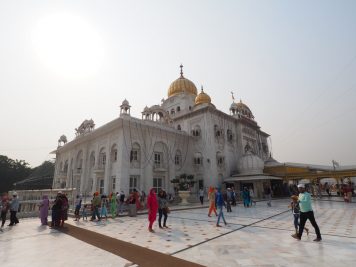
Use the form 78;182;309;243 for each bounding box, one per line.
208;187;217;217
216;188;227;227
289;195;309;236
147;188;158;232
39;195;50;226
292;184;322;242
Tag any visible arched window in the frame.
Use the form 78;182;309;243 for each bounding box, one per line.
111;144;118;162
130;143;141;168
63;160;68;173
170;109;175;115
216;151;224;167
227;129;233;141
194;152;203;165
59;162;63;174
89;152;95;168
177;106;181;112
76;150;83;172
177;125;181;131
192;125;201;137
175;150;182;167
214;125;222;137
98;147;106;169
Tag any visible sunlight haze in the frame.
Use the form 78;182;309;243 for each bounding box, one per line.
0;0;355;167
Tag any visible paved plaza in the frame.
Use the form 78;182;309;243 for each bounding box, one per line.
1;199;356;267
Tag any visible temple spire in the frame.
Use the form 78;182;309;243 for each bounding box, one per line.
231;91;235;102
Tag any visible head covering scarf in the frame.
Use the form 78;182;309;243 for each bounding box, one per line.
147;188;158;223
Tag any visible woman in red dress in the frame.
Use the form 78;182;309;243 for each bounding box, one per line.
147;188;158;232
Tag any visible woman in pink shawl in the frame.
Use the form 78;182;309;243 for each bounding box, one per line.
39;195;49;225
147;188;158;232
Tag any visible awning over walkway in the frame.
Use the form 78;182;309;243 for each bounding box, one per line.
224;174;282;183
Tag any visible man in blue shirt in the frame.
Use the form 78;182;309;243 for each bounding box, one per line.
292;184;322;242
216;188;227;227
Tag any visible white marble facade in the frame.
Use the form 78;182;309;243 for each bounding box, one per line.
52;67;270;196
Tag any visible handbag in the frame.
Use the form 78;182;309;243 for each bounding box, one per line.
165;206;170;214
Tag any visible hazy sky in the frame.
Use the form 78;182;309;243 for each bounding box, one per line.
1;0;356;168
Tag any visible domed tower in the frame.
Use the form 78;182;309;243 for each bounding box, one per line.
194;86;215;110
161;65;197;116
120;99;131;116
231;99;254;120
167;64;198;98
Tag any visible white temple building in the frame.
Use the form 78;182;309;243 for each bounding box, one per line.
52;66;274;198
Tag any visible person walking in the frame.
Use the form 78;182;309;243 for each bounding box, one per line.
264;185;272;207
289;195;309;236
100;196;108;220
118;190;125;215
39;195;50;225
74;195;82;221
324;182;331;196
249;187;256;206
8;192;19;226
60;193;69;227
1;194;10;230
208;187;217;217
90;192;101;221
231;187;237;206
133;189;142;211
147;188;158;232
158;190;169;229
51;192;62;228
242;187;250;208
110;193;117;218
292;184;322;242
346;182;353;203
225;188;232;212
216;188;227;227
199;188;204;205
82;204;88;221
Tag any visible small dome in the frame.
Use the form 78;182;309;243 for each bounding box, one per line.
237;152;264;175
121;99;130;106
195;87;211;105
143;106;149;112
236;99;251;112
236;99;254;119
264;154;279;166
168;65;198;97
230;102;238;110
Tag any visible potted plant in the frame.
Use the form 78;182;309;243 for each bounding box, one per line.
171;174;196;204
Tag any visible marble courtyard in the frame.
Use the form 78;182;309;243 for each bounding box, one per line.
1;198;356;267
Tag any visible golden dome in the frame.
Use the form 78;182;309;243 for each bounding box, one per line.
195;87;211;105
237;99;251;112
167;65;198;97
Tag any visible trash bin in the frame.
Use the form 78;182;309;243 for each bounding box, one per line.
128;204;137;217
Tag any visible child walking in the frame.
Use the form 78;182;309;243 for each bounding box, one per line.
100;197;108;220
290;195;309;236
82;204;88;221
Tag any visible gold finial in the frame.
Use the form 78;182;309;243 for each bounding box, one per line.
180;64;184;77
201;85;204;92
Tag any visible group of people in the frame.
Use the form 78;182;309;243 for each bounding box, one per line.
1;191;20;231
290;183;322;242
1;182;326;244
50;191;69;228
146;188;170;232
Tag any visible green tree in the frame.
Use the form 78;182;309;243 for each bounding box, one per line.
0;155;32;193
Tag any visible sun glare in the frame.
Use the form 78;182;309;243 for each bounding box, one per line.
32;13;105;78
